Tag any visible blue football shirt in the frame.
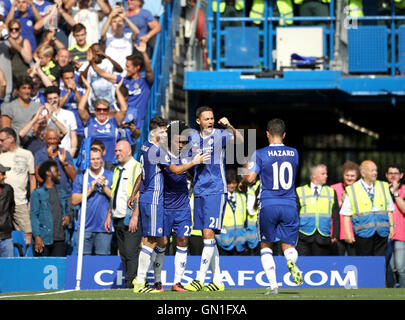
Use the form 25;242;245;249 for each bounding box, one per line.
191;128;233;196
115;75;151;145
72;168;114;232
249;143;299;206
162;152;190;210
139;140;170;204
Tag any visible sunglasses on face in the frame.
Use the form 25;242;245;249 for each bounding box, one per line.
95;108;109;113
10;28;20;32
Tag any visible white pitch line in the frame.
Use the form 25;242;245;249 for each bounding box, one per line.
0;289;75;299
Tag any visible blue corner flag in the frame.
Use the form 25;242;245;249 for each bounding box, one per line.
77;137;92;171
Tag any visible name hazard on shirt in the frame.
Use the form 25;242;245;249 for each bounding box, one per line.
267;150;295;157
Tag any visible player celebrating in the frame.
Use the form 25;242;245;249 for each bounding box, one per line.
127;116;209;294
185;106;244;292
151;120;197;292
239;118;303;294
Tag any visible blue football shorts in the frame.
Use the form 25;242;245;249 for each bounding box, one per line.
139;201;165;237
258;200;299;246
193;193;226;233
164;207;192;238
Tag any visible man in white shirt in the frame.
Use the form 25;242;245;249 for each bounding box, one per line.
101;5;140;70
0;127;36;247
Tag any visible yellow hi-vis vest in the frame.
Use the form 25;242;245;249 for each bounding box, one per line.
250;0;294;25
216;192;247;252
190;193;202;236
110;159;141;204
345;0;364;17
395;0;405;9
294;0;330;4
212;0;244;13
297;184;335;237
346;180;390;238
246;180;260;249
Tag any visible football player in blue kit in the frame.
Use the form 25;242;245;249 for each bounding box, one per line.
150;120;197;292
127;116;209;293
185;106;244;292
239;118;303;294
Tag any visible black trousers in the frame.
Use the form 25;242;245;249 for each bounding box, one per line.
34;240;67;257
354;233;388;256
113;217;142;287
297;231;332;256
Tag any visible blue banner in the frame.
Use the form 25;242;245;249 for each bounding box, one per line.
65;256;385;290
0;258;66;293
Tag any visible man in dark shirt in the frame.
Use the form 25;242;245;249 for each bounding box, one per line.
30;160;71;256
0;164;15;257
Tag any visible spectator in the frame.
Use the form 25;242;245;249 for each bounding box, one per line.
59;64;86;157
340;160;395;256
216;169;247;256
19;104;67;154
385;165;405;287
35;44;59;83
68;23;91;69
0;68;6;106
100;5;139;70
80;43;123;113
7;18;32;83
124;0;161;56
246;178;260;255
5;0;42;53
78;76;127;168
31;160;71;256
296;164;340;256
0;164;15;257
331;160;359;256
88;39;152;151
0;127;36;247
34;126;76;195
55;47;74;71
68;0;111;48
44;85;78;157
1;75;41;145
33;0;76;48
72;147;113;256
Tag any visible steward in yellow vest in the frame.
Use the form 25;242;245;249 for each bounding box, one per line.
250;0;295;26
246;179;260;252
215;191;247;253
340;160;395;256
212;0;245;27
296;164;340;256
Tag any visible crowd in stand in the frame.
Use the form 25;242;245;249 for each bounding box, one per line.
0;0;403;290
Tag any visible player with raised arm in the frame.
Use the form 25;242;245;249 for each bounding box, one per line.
127;116;209;294
239;118;303;294
184;106;244;292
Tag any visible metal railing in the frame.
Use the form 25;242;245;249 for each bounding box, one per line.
202;0;405;74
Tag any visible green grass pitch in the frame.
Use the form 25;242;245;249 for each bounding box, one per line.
1;288;405;300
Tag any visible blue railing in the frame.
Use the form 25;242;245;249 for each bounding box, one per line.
133;0;182;160
204;0;405;75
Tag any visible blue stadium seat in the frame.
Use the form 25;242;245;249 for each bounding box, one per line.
348;26;388;73
12;230;26;257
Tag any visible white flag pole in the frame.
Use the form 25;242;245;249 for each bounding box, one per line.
75;167;89;290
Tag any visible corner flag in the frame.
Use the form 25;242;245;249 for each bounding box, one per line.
77;137;92;172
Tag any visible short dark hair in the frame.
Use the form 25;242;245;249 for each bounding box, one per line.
149;116;168;131
167;120;190;150
386;164;403;174
266;118;286;137
45;86;60;98
0;127;17;142
60;64;75;78
196;106;213;119
226;169;237;184
16;75;33;90
126;53;144;70
72;23;86;34
91;140;105;151
38;160;58;181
